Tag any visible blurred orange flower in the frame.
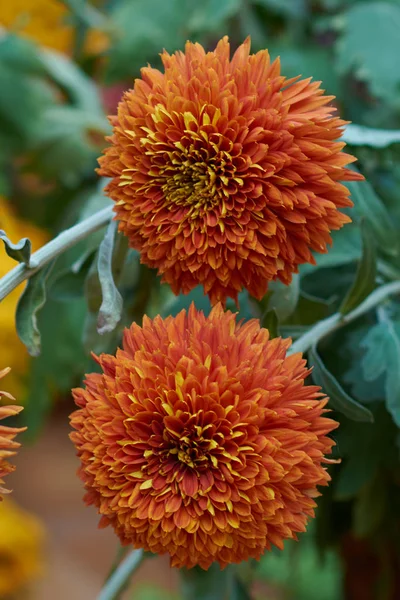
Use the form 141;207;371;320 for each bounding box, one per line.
0;368;26;499
0;197;48;399
0;0;107;55
70;304;337;569
98;36;362;305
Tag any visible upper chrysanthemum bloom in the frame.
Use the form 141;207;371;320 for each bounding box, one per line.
0;368;26;499
98;36;362;305
70;305;337;570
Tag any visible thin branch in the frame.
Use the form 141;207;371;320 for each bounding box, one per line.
97;549;144;600
0;205;114;301
289;280;400;355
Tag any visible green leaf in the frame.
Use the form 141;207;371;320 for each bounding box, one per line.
340;221;376;315
342;124;400;148
16;263;54;356
31;105;108;185
0;231;33;266
309;344;374;422
361;318;400;426
23;297;89;439
335;2;400;103
97;221;125;335
333;407;395;501
263;275;300;321
268;43;341;97
286;291;331;326
300;224;361;274
0;35;53;144
346;178;399;256
106;0;192;82
252;0;307;17
39;48;105;114
50;252;96;301
188;0;241;33
261;309;279;339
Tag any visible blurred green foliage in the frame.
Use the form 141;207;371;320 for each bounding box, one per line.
2;0;400;598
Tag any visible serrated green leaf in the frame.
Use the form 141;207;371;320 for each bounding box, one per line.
97;221;124;335
0;231;33;266
361;318;400;426
340;221;376;315
16;263;54;356
261;309;279;339
342;124;400;148
309;345;374;422
346;178;398;256
335;2;400;103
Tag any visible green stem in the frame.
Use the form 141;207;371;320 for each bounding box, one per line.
97;549;144;600
289;280;400;355
180;564;236;600
0;205;114;302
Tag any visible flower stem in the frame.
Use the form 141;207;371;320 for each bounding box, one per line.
0;205;114;302
97;549;144;600
289;280;400;355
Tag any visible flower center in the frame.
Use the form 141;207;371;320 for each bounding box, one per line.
166;423;219;472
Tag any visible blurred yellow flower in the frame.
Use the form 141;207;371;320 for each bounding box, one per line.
0;498;45;596
0;197;48;400
0;0;108;55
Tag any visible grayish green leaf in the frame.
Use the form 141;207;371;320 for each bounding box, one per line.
97;221;125;335
335;2;400;102
342;124;400;148
361;318;400;426
40;48;105;114
309;345;374;422
347;178;399;256
265;274;300;321
16;262;54;356
188;0;241;33
300;224;361;274
340;221;376;315
0;231;34;267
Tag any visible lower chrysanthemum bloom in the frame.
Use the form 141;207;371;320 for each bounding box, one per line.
70;305;337;570
0;368;25;498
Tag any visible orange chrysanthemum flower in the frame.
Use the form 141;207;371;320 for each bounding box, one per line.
70;305;337;569
98;36;363;305
0;368;25;499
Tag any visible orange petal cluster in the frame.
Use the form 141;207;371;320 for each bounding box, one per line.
98;36;363;305
0;368;25;498
70;305;337;569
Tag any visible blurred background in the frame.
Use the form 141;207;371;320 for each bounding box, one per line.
1;0;400;598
